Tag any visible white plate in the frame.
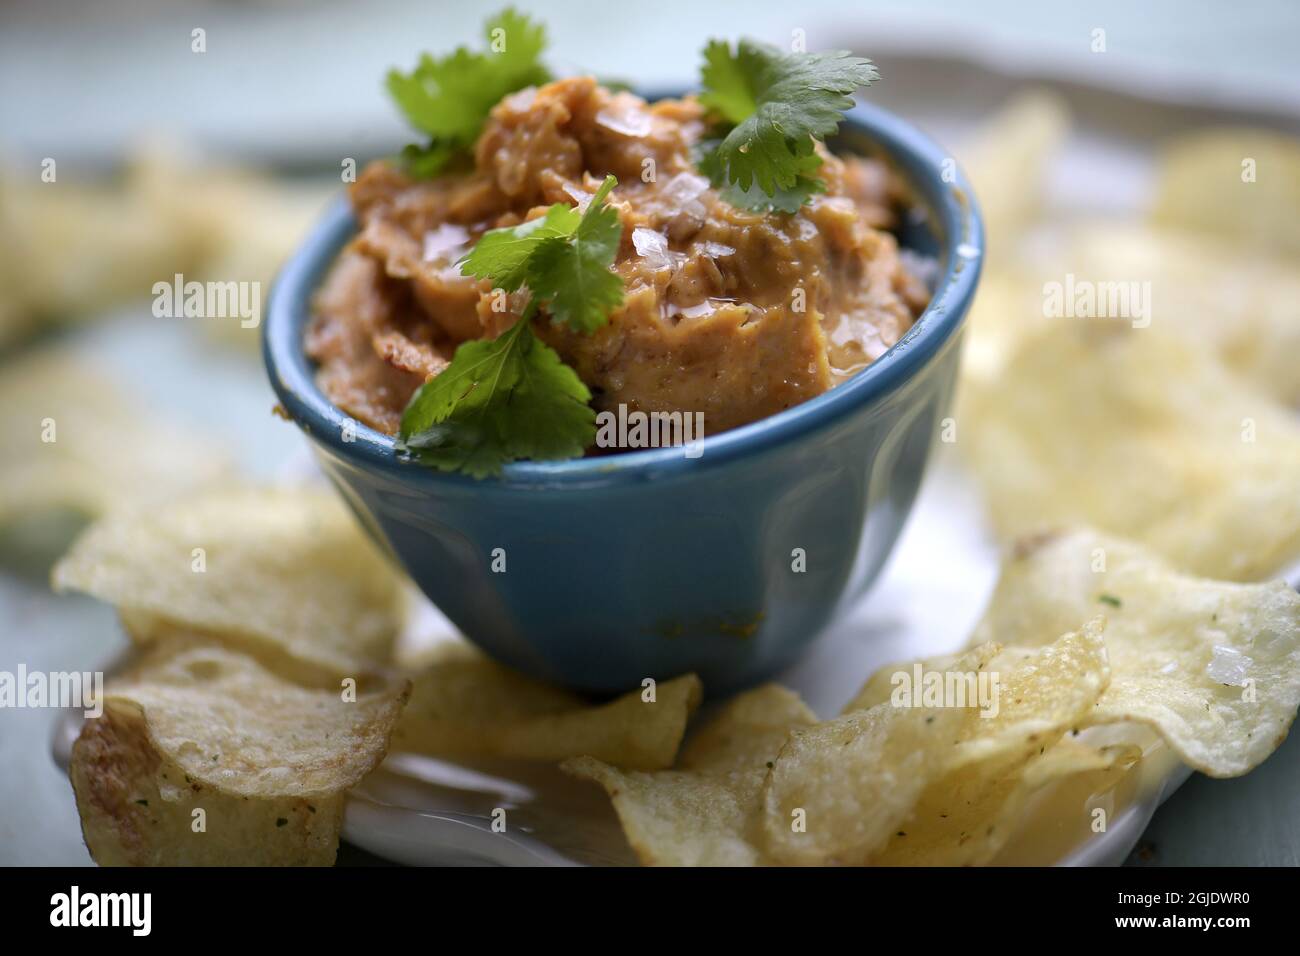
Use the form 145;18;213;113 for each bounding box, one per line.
49;455;1198;866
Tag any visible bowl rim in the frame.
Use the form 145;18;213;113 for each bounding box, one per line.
264;97;983;489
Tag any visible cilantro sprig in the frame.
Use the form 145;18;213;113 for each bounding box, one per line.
460;176;624;333
396;300;595;478
397;177;624;477
387;9;550;177
697;40;878;212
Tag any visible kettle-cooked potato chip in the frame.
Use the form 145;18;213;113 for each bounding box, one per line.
962;321;1300;581
395;643;701;770
52;485;404;680
974;528;1300;776
70;637;409;866
563;684;816;865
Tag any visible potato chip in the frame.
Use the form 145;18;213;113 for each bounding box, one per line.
0;166;194;344
760;625;1107;865
72;705;347;867
70;637;409;866
1152;128;1300;258
958;91;1069;258
847;627;1111;866
871;739;1140;866
129;144;330;350
1052;222;1300;405
395;644;701;770
846;625;1108;764
575;627;1112;866
974;528;1300;776
952;621;1110;767
759;691;969;865
962;321;1300;581
0;347;230;532
0;145;329;348
563;685;816;865
959;268;1047;385
52;485;404;679
844;647;990;714
961;221;1300;405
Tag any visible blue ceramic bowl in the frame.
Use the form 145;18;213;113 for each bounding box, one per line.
264;99;982;695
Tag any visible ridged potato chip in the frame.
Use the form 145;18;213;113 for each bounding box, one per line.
962;321;1300;581
395;643;701;770
563;685;816;865
974;529;1300;776
52;485;404;680
69;637;409;866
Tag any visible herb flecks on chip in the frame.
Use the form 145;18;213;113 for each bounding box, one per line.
387;8;550;177
397;177;623;477
697;39;878;212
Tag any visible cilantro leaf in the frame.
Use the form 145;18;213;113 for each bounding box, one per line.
698;39;877;203
718;175;825;215
397;307;595;478
399;140;469;179
460;175;624;333
458;203;582;291
399;177;624;475
387;8;550;177
696;141;824;214
524;180;625;333
698;39;764;123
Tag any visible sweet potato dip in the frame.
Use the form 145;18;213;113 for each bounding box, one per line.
307;77;929;436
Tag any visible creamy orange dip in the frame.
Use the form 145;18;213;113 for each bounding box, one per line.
307;76;929;436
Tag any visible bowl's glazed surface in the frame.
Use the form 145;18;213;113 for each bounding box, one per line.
264;99;983;694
